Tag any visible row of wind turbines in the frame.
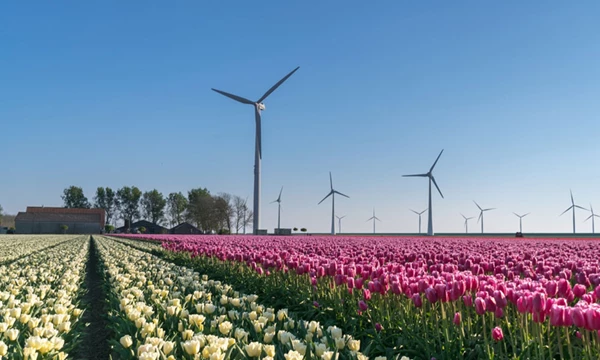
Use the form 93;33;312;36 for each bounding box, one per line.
211;67;599;236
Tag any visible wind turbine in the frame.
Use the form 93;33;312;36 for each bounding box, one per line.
270;187;283;230
512;212;530;233
410;208;427;234
366;209;381;234
318;172;349;235
474;201;495;234
212;67;300;234
403;150;444;236
585;204;600;234
461;214;474;234
336;215;346;234
560;190;587;234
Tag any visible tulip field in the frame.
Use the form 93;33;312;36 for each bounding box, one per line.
1;234;599;359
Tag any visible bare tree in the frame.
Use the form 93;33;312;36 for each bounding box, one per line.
242;198;253;235
232;195;246;234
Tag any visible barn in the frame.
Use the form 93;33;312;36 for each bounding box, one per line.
170;222;202;234
15;207;105;234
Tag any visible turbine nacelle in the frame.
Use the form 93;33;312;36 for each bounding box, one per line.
257;103;266;111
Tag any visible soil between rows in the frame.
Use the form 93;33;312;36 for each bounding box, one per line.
71;236;111;360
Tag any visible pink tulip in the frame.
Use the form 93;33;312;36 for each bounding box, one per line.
363;288;371;301
532;292;546;313
463;295;473;307
412;294;423;308
475;297;486;315
453;312;461;326
425;288;438;304
495;307;504;318
359;300;368;312
375;323;383;332
571;307;586;328
573;284;587;298
492;327;504;341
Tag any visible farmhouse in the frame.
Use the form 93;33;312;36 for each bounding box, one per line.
170;222;202;234
15;207;105;234
116;220;168;234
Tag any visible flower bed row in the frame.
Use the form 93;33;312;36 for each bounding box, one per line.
115;234;600;359
0;235;80;264
96;236;370;360
0;235;89;359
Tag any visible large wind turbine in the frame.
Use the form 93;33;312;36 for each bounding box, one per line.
318;172;349;235
336;215;346;234
461;213;474;234
403;150;444;236
410;208;427;234
474;201;495;234
367;209;381;234
513;212;530;233
560;190;587;234
585;204;600;234
270;187;283;230
212;67;300;234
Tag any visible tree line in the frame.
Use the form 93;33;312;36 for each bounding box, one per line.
61;185;253;234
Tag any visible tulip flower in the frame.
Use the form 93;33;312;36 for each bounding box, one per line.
453;312;461;326
492;327;504;341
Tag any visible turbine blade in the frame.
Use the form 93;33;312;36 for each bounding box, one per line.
585;214;593;222
211;88;254;104
523;213;530;217
366;217;374;222
402;174;428;177
477;212;482;223
420;208;428;214
278;186;283;201
431;176;444;198
257;66;300;103
513;212;519;217
375;217;381;221
334;190;350;198
575;205;588;211
318;191;333;205
560;206;573;216
270;199;278;204
255;107;262;159
410;209;419;215
473;201;482;211
461;213;467;220
570;190;574;205
329;172;333;190
429;149;444;172
484;208;496;211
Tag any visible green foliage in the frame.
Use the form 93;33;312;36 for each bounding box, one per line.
301;228;307;232
167;192;188;227
62;186;91;208
293;227;298;231
138;226;147;233
116;186;142;224
104;224;115;233
94;187;117;225
60;224;69;234
141;189;167;225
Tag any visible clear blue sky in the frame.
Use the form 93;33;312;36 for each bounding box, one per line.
2;1;599;233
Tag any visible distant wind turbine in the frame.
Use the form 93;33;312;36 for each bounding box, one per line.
366;209;381;234
403;150;445;236
410;208;427;234
270;187;283;230
336;215;346;234
584;204;599;234
318;172;349;235
513;212;530;233
212;66;300;234
474;201;495;234
560;190;587;234
461;213;474;234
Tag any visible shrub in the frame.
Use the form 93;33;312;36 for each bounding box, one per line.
60;224;69;234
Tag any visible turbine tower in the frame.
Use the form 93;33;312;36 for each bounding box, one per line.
410;208;427;234
560;190;587;234
212;67;299;234
318;172;349;235
513;212;530;233
403;150;445;236
367;209;381;234
336;215;346;234
474;201;495;234
461;213;474;234
585;204;600;234
270;187;283;231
